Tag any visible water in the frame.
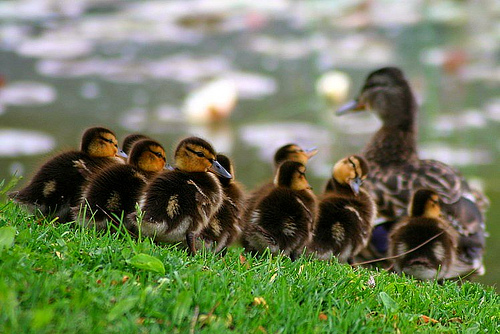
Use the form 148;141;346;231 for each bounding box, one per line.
0;0;498;290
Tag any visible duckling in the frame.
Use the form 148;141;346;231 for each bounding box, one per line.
388;189;460;280
308;155;376;263
198;154;245;253
242;143;318;227
10;127;126;223
74;139;166;231
128;136;231;255
242;161;317;260
122;133;151;156
336;67;487;275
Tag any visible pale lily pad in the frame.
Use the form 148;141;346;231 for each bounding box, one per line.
0;129;55;157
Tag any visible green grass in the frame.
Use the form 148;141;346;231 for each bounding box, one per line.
0;180;498;333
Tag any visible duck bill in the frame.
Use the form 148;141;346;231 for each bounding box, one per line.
305;147;318;159
117;149;128;158
349;177;362;195
335;99;365;116
210;160;232;179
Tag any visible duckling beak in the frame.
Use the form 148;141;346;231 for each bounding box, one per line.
117;149;128;158
164;163;175;171
305;147;318;159
349;177;362;195
210;160;232;179
335;99;365;115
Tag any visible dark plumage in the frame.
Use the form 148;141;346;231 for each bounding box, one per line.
122;133;151;156
336;67;487;276
308;155;376;262
242;143;318;232
128;136;231;255
10;127;125;223
242;161;317;260
198;154;245;252
74;139;166;230
389;189;459;280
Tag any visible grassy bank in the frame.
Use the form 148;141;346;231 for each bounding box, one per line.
0;182;498;333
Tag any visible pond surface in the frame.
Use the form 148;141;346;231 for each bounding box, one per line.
0;0;499;290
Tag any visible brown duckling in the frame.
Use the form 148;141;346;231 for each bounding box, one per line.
74;139;167;230
10;126;126;223
122;133;151;156
128;136;231;255
308;155;376;263
336;67;487;276
388;189;459;280
198;154;245;253
242;143;318;229
242;161;317;260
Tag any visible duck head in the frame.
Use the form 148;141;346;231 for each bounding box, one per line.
274;161;311;191
174;136;231;178
128;139;166;173
332;155;369;195
336;67;417;128
81;127;127;158
274;143;318;168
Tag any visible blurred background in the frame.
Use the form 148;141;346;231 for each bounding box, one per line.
0;0;498;290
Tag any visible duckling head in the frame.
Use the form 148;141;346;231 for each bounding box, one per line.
122;133;151;156
409;189;442;219
215;154;235;186
332;155;369;195
174;136;231;178
128;139;166;173
274;161;311;191
336;67;416;127
81;127;127;158
274;143;318;168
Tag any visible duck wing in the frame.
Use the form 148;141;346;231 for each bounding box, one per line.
365;159;486;236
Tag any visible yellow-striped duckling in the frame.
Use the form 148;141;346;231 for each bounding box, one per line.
308;155;376;263
10;127;126;223
242;143;318;229
388;189;459;280
242;161;317;260
336;67;487;275
74;139;167;230
198;154;245;253
128;136;231;255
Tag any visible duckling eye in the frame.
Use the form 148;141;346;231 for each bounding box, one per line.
100;137;115;144
150;150;164;159
186;147;206;158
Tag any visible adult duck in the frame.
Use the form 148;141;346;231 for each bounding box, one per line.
336;67;487;277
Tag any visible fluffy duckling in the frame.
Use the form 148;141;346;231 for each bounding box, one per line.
242;161;317;260
198;154;245;252
336;67;487;275
389;189;459;280
10;127;126;223
74;139;167;230
242;143;318;227
122;133;151;156
308;155;376;263
128;136;231;255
